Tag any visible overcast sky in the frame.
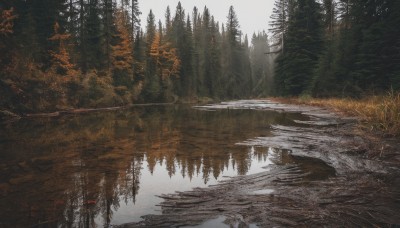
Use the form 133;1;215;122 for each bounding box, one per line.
138;0;275;37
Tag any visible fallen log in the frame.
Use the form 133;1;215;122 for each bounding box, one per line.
22;103;174;118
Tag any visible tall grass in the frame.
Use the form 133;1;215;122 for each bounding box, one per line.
276;92;400;137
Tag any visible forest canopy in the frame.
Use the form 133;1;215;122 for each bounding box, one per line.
270;0;400;97
0;0;272;113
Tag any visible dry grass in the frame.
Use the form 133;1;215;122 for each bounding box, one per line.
274;92;400;137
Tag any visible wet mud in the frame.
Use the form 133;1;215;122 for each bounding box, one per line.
120;100;400;227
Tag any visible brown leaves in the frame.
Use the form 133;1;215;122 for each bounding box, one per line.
0;7;17;36
111;9;134;72
48;21;78;77
150;32;181;80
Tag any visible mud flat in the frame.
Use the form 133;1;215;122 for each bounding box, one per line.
119;100;400;227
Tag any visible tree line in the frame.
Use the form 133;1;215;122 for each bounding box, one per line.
2;0;397;113
270;0;400;97
0;0;272;113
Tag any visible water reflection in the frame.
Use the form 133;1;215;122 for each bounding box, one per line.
0;105;305;227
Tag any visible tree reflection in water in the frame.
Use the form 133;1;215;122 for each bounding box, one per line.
0;105;305;227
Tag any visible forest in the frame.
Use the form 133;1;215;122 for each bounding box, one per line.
1;1;400;227
0;0;399;114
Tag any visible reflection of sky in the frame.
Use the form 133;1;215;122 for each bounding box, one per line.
0;102;305;227
103;146;274;225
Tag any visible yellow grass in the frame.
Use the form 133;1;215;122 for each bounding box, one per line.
274;92;400;137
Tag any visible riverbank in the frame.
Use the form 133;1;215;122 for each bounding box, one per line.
272;93;400;137
119;100;400;227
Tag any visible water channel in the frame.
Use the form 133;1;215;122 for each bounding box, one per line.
0;102;336;227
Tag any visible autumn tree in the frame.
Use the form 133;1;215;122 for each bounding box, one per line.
28;21;79;110
48;21;78;77
150;33;180;79
0;7;17;35
0;7;18;71
150;31;181;100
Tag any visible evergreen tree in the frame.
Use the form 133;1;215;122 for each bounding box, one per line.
130;0;141;40
199;6;212;96
209;16;222;97
250;32;273;96
85;0;105;70
274;0;324;96
311;0;338;97
352;0;400;92
102;0;114;71
182;15;194;97
111;9;133;91
143;10;160;101
225;6;249;98
132;29;145;99
165;6;172;36
171;2;187;96
269;0;294;53
192;6;201;96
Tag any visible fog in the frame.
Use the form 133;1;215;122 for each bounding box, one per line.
138;0;275;36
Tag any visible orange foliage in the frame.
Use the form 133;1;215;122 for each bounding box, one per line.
111;9;133;72
0;7;17;36
150;32;181;80
48;22;78;77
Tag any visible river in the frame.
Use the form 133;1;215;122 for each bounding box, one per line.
0;101;308;227
1;100;398;227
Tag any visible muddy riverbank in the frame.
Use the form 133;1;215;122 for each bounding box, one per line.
119;100;400;227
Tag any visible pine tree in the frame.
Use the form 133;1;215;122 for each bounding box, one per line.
199;6;212;96
130;0;141;39
143;10;160;101
311;0;338;97
85;0;105;70
102;0;114;71
192;6;201;96
269;0;294;53
226;6;240;47
225;6;248;98
171;2;187;96
250;32;273;96
274;0;324;96
352;0;400;92
183;15;194;97
209;16;222;97
111;9;134;89
165;6;172;37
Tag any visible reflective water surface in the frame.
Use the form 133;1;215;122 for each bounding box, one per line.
0;104;332;227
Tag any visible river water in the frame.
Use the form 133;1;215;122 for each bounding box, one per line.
0;102;335;227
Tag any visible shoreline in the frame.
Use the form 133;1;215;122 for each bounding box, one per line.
118;99;400;227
